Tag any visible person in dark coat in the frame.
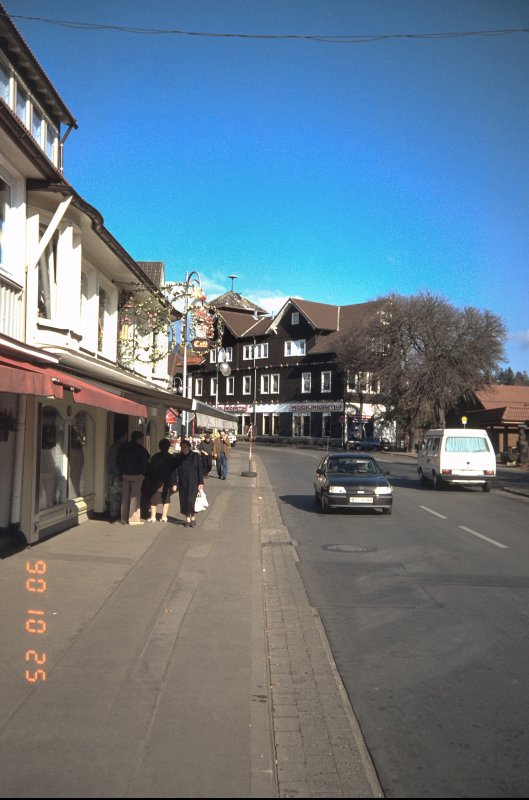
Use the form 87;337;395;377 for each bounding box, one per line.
117;430;150;525
142;439;178;523
174;439;204;527
199;431;214;477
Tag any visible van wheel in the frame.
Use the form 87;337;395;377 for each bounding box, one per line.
433;473;444;491
482;483;491;493
418;468;428;485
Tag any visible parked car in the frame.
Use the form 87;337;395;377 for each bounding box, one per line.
346;437;390;452
313;452;393;513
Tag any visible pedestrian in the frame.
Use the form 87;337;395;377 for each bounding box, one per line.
213;430;231;480
199;431;214;477
141;439;178;523
174;439;204;527
117;430;150;525
106;431;127;521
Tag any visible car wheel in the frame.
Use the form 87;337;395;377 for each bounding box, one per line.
382;507;392;514
320;493;328;513
482;482;491;493
433;472;444;491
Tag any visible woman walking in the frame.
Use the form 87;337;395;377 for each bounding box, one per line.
174;439;204;527
141;439;178;523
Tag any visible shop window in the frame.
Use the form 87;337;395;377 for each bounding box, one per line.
39;406;67;510
69;411;94;498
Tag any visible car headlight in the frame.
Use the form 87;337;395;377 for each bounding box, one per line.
374;486;392;495
328;486;346;494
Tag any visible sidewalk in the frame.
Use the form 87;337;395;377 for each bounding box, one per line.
0;446;382;799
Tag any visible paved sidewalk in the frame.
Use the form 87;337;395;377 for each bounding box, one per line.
0;446;382;798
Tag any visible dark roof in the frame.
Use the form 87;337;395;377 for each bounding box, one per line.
308;301;384;355
137;261;165;288
209;290;267;315
218;309;272;338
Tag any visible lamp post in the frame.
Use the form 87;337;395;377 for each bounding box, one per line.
242;337;257;477
179;270;203;437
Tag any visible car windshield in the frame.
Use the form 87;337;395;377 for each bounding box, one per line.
327;458;378;475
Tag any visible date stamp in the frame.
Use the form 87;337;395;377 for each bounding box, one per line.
24;559;47;683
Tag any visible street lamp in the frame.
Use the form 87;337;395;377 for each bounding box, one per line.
215;347;231;408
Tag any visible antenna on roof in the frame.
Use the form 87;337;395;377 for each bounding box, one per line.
228;274;238;291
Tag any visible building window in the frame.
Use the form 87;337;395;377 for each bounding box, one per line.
37;229;58;319
322;413;331;437
98;287;108;353
261;373;279;394
243;342;268;360
69;411;94;499
272;414;280;435
263;414;271;435
15;84;28;126
46;123;57;163
195;377;203;396
32;105;44;146
321;371;331;393
210;377;217;396
301;372;311;393
210;346;233;363
284;339;306;357
0;178;12;266
291;311;299;325
0;60;10;103
243;375;251;395
39;406;67;510
226;376;234;395
293;414;311;437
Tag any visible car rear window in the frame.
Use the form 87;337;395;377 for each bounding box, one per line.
445;436;490;453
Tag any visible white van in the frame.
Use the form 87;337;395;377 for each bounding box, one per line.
417;428;496;492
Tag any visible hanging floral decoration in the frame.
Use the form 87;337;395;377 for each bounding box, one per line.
117;278;223;368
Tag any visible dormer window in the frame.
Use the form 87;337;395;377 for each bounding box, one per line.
291;311;299;325
0;61;9;103
16;85;28;126
0;55;60;168
284;339;306;357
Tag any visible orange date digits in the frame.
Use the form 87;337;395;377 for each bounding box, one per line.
25;669;46;683
26;577;47;593
25;649;46;665
26;560;46;575
25;611;46;634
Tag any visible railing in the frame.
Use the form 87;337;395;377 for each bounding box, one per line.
0;274;23;339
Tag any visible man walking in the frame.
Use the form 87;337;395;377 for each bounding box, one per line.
213;430;230;480
117;430;150;524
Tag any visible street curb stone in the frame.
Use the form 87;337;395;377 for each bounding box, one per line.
254;455;384;799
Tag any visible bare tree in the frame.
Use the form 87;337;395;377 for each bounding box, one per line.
337;292;506;449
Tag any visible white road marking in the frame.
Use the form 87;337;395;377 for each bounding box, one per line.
458;526;509;549
419;505;447;519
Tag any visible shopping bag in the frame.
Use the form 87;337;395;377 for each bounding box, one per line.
194;488;209;512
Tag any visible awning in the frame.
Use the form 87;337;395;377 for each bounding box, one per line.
48;370;149;417
193;400;238;431
0;356;148;416
0;355;63;398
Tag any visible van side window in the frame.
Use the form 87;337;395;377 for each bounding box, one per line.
429;438;440;453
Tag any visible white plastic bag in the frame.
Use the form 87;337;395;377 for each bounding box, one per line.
194;488;209;512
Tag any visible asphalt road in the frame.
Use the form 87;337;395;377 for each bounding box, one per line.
256;445;529;798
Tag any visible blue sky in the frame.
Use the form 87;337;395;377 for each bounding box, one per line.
6;0;529;372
